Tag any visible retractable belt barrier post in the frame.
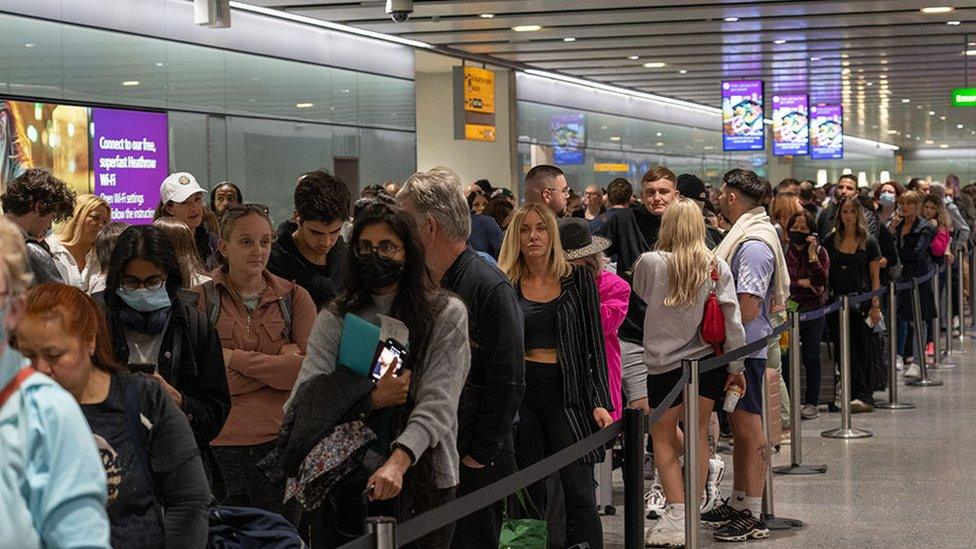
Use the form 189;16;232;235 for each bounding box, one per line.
927;268;956;370
623;408;645;549
957;251;967;347
822;295;873;439
761;367;804;531
773;312;827;475
938;262;958;366
367;517;395;549
877;280;915;410
970;247;976;331
907;278;943;387
682;358;701;549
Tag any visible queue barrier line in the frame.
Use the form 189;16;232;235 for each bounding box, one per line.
340;382;681;548
344;263;955;549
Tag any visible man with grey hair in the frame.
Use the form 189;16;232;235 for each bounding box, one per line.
397;167;525;548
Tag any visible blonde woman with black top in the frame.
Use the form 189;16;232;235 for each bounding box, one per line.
499;203;613;549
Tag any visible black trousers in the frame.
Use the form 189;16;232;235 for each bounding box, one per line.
830;307;875;405
214;441;286;515
451;445;517;549
516;362;603;549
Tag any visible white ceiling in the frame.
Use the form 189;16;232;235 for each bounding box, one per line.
249;0;976;149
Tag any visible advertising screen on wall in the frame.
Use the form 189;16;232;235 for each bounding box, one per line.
92;108;169;224
772;94;809;156
0;100;90;197
809;104;844;160
722;80;764;151
550;113;585;165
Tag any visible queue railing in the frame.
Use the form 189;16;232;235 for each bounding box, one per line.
343;261;955;549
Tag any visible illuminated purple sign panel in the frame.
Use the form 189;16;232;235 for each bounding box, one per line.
722;80;764;151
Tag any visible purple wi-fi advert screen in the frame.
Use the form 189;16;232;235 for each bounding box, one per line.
92;108;169;224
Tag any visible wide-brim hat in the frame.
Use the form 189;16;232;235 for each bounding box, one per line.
557;217;611;260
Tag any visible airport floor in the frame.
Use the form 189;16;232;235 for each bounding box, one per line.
603;336;976;548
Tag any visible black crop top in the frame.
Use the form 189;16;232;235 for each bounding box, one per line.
518;289;559;351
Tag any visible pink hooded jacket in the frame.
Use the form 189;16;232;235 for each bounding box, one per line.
596;270;630;421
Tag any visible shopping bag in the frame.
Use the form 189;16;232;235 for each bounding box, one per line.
498;490;548;549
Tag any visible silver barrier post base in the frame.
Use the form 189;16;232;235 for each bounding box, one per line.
772;463;828;475
875;400;916;410
821;427;873;439
906;377;944;387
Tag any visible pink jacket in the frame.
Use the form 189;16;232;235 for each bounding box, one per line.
930;228;950;257
596;270;630;421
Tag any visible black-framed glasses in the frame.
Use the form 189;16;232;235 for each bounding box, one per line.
547;186;571;197
353;240;403;259
119;275;167;292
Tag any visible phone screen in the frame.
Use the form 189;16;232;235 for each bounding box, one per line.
370;340;406;380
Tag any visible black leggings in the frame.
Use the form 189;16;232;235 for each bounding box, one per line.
516;361;603;549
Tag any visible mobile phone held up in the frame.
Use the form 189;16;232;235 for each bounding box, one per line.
370;338;407;381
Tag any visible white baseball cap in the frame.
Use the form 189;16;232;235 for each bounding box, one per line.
160;172;205;204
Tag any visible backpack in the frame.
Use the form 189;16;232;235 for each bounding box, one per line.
202;280;293;340
120;375;304;549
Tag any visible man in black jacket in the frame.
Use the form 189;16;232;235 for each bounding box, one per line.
817;174;859;238
397;166;525;549
268;170;349;309
596;166;680;412
0;168;76;285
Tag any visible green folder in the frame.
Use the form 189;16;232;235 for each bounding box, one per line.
338;313;382;377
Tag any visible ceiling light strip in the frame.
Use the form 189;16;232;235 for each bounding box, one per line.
524;70;898;151
228;1;433;49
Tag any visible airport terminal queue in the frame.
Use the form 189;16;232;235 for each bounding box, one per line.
1;162;970;548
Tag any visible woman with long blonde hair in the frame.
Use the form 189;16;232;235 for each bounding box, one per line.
48;194;111;290
631;198;747;547
499;203;612;549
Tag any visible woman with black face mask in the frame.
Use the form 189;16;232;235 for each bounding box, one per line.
783;211;830;419
286;202;471;547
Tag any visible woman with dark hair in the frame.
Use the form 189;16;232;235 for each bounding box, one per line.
498;203;613;549
466;190;488;215
784;210;830;419
874;181;903;228
194;204;316;514
824;197;882;412
15;283;210;548
484;196;514;231
286;202;470;547
99;225;230;496
210;181;243;216
893;191;937;378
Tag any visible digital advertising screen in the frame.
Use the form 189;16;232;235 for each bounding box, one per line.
550;113;585;165
810;104;844;160
722;80;764;151
0;99;169;225
92;108;169;224
772;94;809;157
0;100;90;196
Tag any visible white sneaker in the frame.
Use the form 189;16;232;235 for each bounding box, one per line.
702;457;725;513
906;363;921;379
644;481;667;520
645;504;685;547
801;404;820;419
895;356;905;372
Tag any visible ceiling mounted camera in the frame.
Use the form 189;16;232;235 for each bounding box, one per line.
386;0;413;23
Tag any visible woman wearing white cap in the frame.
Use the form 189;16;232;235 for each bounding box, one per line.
155;172;219;269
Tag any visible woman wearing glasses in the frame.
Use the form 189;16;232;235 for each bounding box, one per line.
499;203;613;549
287;202;470;547
193;204;317;514
98;225;230;498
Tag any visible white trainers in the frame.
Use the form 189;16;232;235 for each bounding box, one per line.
702;457;725;513
905;363;921;379
801;403;820;419
645;504;685;547
895;355;905;372
644;481;667;520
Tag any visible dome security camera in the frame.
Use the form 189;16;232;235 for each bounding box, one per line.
385;0;413;23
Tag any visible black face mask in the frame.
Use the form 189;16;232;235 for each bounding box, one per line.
789;232;810;247
355;253;405;290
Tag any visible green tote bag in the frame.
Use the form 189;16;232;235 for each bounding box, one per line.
498;490;548;549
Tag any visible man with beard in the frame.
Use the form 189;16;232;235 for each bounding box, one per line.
817;174;859;237
524;164;570;217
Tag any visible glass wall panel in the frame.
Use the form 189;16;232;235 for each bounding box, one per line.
359;128;417;188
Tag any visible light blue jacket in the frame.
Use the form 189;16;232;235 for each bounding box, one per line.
0;348;111;548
